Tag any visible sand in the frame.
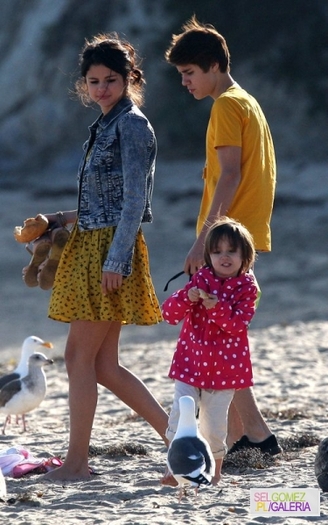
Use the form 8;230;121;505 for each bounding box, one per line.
0;160;328;523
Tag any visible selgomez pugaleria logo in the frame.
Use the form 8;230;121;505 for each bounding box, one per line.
250;488;320;516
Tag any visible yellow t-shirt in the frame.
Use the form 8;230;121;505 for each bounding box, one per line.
196;86;276;251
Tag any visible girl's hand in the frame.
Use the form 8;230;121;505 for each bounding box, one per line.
188;286;200;302
198;289;210;300
102;271;123;295
202;295;218;310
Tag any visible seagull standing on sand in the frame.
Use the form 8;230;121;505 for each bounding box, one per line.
167;395;215;501
0;335;53;389
0;352;53;434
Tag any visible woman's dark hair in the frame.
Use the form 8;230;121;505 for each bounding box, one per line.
204;217;255;274
165;16;230;73
75;33;145;107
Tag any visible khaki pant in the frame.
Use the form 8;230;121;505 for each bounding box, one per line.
166;380;234;459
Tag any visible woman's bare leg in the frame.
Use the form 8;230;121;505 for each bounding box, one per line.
43;320;114;482
95;321;169;445
43;320;169;482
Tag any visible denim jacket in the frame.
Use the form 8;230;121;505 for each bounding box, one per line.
77;97;157;276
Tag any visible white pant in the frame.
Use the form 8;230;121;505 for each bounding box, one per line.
166;380;234;459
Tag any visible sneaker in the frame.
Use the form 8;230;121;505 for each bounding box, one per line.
228;434;282;456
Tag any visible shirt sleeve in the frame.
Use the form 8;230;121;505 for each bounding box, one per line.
102;114;154;275
161;279;197;325
206;281;258;333
210;95;243;148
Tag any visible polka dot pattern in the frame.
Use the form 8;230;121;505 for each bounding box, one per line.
49;224;162;325
162;267;257;390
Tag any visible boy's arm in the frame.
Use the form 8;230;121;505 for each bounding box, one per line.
184;145;242;275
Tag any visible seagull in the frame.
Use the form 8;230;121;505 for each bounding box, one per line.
167;395;215;501
0;335;53;389
0;352;53;434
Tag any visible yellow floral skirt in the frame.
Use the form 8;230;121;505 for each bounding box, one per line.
48;224;162;325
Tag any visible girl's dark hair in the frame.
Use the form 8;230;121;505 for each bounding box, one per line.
165;16;230;73
75;32;145;107
204;217;255;274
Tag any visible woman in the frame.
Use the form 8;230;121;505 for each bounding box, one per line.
42;33;168;481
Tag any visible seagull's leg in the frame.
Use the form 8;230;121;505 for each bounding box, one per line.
178;486;188;502
22;414;27;432
2;416;10;435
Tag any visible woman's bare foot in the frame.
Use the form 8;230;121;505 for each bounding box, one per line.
41;464;92;483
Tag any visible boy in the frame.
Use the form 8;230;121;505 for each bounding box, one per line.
165;16;281;455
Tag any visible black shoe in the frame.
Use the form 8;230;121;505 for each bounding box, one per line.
228;434;282;456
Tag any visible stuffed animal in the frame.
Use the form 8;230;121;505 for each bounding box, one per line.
14;214;49;243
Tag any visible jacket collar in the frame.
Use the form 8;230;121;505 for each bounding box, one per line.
90;97;133;131
201;266;252;283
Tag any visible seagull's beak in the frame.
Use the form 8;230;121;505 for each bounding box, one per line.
42;341;53;349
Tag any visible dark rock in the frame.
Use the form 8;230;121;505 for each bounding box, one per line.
315;438;328;491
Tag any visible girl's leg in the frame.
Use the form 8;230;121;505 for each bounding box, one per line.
212;459;223;485
164;380;199;443
43;320;113;482
161;381;199;486
95;321;169;445
200;389;235;484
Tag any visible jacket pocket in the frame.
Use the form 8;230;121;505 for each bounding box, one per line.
93;136;116;166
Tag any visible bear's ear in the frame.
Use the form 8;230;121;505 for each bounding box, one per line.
14;214;49;243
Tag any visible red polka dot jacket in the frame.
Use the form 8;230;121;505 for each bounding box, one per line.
162;267;258;390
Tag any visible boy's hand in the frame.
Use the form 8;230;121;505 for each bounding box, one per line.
184;238;205;275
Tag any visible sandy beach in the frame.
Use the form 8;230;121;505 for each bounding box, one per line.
1;160;328;523
0;322;328;523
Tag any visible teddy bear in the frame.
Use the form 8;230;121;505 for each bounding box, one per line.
14;214;70;290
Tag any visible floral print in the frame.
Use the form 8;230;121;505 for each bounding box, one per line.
49;224;162;325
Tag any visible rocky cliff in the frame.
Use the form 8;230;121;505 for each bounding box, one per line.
0;0;327;179
0;0;171;176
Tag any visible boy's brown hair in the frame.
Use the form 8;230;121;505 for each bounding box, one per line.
165;16;230;73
